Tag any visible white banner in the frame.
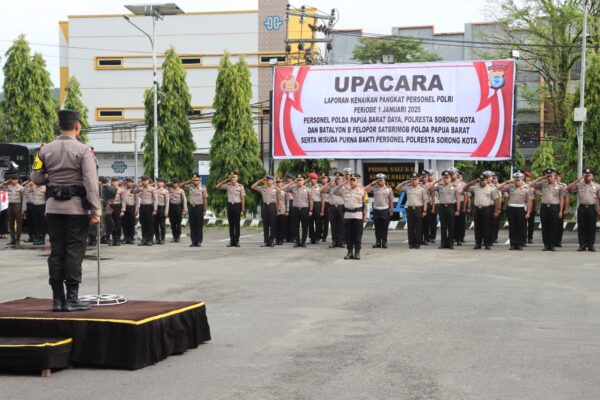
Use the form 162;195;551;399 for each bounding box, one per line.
272;60;515;160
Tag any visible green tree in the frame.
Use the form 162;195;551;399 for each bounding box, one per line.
455;145;525;181
276;159;330;177
63;76;89;143
142;47;196;180
29;53;57;143
352;37;441;64
530;140;556;177
208;54;265;213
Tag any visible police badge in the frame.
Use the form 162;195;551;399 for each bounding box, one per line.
488;65;506;90
280;74;300;93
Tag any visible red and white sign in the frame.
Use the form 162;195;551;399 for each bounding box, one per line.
0;191;8;212
272;60;515;160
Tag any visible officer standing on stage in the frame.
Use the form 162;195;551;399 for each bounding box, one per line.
533;168;565;251
365;173;394;248
216;172;245;247
108;177;123;246
187;174;208;247
119;177;137;244
168;178;187;243
31;109;101;312
284;175;313;247
319;174;330;242
523;171;537;244
464;172;501;250
275;177;288;245
252;175;278;247
137;176;157;246
428;171;460;249
328;172;345;248
307;172;324;244
1;173;25;246
330;175;368;260
396;173;429;249
566;168;600;252
498;172;532;250
154;177;169;245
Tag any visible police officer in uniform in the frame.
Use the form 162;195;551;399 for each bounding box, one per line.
566;168;600;252
284;173;295;243
421;170;438;244
23;181;35;243
319;174;330;242
523;171;537;244
307;172;324;244
284;175;313;247
252;175;278;247
119;177;137;244
168;178;187;242
187;174;208;247
2;173;25;245
108;177;123;246
328;172;345;248
428;171;460;249
275;177;288;245
533;168;565;251
498;172;532;250
137;176;157;246
330;175;368;260
154;177;169;245
450;168;467;246
464;172;501;250
216;172;245;247
365;173;394;248
397;173;429;249
31;109;101;312
28;181;47;245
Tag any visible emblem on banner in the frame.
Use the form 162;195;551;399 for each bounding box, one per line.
488;65;506;89
280;75;300;93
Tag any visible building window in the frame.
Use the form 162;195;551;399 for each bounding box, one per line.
97;108;124;120
260;55;286;64
181;57;202;66
97;58;123;69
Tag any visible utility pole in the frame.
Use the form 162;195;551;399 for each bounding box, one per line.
575;1;589;179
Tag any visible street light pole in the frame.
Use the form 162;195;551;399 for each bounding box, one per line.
576;1;589;179
152;12;159;181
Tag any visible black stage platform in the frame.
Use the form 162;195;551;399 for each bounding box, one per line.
0;298;211;370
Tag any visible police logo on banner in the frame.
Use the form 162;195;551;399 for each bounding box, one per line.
488;65;506;90
280;74;300;93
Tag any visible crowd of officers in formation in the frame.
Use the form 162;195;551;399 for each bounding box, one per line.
2;165;600;258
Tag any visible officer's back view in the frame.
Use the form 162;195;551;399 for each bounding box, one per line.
31;109;101;312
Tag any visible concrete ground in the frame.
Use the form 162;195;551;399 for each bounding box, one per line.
0;228;599;400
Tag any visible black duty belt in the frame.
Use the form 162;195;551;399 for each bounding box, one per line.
345;207;363;212
47;185;86;201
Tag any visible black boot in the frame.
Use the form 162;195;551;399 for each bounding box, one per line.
344;244;354;260
8;237;16;245
51;285;65;312
64;285;91;312
372;241;381;248
354;251;361;260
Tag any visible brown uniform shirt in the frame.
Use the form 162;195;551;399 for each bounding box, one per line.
309;184;323;203
169;187;188;213
535;181;564;205
329;186;344;206
276;189;288;215
574;181;600;205
29;185;46;206
434;183;458;205
121;188;137;208
452;180;466;202
469;184;500;207
332;186;368;220
368;185;394;209
286;184;312;209
257;186;277;204
3;183;25;206
399;184;428;207
137;186;157;212
503;184;531;205
218;183;245;203
31;135;101;216
188;184;208;206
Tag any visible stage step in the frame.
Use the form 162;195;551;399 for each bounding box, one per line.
0;337;72;377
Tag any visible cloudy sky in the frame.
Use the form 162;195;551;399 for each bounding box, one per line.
0;0;490;86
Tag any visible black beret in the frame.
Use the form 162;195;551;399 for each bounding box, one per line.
124;177;133;182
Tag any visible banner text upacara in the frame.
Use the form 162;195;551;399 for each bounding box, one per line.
334;74;444;93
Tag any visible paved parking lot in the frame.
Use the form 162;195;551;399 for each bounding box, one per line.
0;229;599;400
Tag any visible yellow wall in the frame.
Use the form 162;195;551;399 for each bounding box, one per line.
286;8;317;64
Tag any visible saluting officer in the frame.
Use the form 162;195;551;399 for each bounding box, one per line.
490;173;502;244
319;174;330;242
464;172;501;250
251;175;278;247
23;181;35;243
396;173;429;249
216;171;245;247
328;172;345;248
523;171;537;244
429;171;460;249
498;172;532;250
566;168;600;252
119;177;137;244
108;177;123;246
556;171;568;247
168;178;187;243
1;173;25;246
137;176;157;246
533;168;565;251
154;177;169;245
30;109;101;312
275;177;288;245
330;175;368;260
307;172;325;244
449;168;467;246
28;181;47;245
187;174;208;247
365;173;394;248
284;175;313;248
421;169;438;245
284;173;296;243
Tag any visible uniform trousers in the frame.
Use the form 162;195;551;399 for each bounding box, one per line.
139;204;154;243
492;211;501;242
423;207;438;242
123;205;136;241
540;204;560;248
8;203;23;240
406;206;423;247
527;207;536;241
321;202;330;240
189;204;204;245
154;205;166;241
345;217;363;253
454;209;466;243
438;203;455;248
507;206;526;247
276;214;287;243
286;200;295;242
372;208;390;245
26;202;34;239
293;207;309;244
46;214;88;288
261;203;277;245
329;205;345;244
473;205;494;246
0;209;8;235
30;204;46;239
110;204;122;242
227;202;242;244
169;204;183;239
309;201;322;242
577;204;597;248
102;208;113;242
